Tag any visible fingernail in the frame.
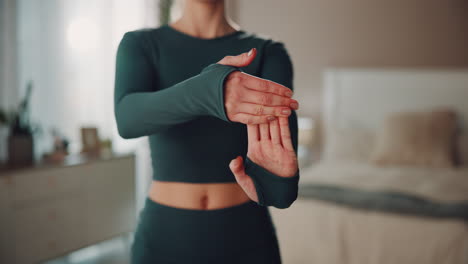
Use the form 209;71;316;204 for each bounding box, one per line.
231;159;238;166
267;116;276;121
290;102;299;109
282;109;291;115
247;49;253;57
285;90;293;97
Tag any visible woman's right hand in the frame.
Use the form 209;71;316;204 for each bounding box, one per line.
218;48;299;125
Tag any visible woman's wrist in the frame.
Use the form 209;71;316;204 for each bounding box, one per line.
244;155;299;209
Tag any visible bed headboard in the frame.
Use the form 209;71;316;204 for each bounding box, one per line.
323;68;468;134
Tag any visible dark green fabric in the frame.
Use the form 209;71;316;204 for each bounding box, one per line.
244;156;299;209
131;197;281;264
114;24;298;184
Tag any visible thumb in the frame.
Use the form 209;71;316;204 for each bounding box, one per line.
229;156;259;203
218;48;257;68
229;156;247;180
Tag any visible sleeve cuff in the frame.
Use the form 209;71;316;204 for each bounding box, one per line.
244;155;300;208
200;63;240;123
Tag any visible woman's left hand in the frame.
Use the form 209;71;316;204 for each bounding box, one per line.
229;116;298;202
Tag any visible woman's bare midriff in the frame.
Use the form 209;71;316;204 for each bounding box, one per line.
148;180;251;210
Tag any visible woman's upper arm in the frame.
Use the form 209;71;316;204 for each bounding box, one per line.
259;41;294;91
114;31;156;105
114;31;157;138
259;41;298;154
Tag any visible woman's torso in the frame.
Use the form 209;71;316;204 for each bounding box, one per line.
134;25;276;209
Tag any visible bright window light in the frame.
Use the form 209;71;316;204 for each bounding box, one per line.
67;17;99;52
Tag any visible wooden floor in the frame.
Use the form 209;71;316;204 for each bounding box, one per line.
43;234;133;264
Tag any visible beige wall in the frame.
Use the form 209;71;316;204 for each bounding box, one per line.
0;0;18;108
231;0;468;117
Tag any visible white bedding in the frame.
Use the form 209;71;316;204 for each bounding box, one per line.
270;162;468;264
300;162;468;203
271;198;468;264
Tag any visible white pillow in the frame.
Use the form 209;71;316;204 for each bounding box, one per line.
323;125;375;163
370;109;456;168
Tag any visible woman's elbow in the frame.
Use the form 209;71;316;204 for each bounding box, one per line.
114;102;140;139
115;112;138;139
115;112;162;139
116;120;137;139
272;191;298;209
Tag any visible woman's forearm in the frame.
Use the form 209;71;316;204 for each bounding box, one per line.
115;62;237;139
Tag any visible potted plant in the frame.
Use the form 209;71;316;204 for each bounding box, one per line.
8;81;37;166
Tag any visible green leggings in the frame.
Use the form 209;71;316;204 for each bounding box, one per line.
131;197;282;263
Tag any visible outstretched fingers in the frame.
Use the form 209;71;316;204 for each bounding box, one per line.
279;116;294;152
242;74;293;98
243;89;296;108
236;103;292;117
234;113;276;125
259;123;270;141
247;124;260;146
269;118;281;145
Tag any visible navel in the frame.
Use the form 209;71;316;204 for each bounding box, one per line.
200;194;209;210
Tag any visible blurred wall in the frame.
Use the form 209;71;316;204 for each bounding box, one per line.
16;0;157;156
0;0;18;109
231;0;468;118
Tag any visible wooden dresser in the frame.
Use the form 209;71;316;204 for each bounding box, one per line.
0;154;136;264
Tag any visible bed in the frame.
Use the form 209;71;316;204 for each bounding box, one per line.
270;69;468;264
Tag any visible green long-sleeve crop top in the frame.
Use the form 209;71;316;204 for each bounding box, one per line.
114;24;298;183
